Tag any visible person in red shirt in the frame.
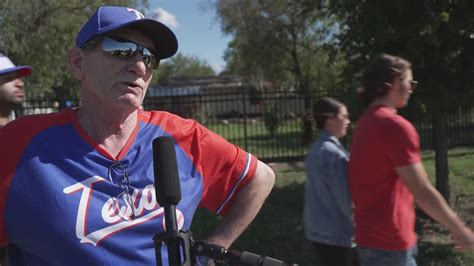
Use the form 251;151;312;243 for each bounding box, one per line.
349;53;474;266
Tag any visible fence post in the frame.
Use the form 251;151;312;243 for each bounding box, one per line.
241;84;248;151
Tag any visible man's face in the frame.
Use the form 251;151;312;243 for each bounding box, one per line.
0;72;26;105
394;69;415;108
78;28;155;112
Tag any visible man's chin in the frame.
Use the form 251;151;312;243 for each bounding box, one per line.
117;96;142;110
12;98;25;104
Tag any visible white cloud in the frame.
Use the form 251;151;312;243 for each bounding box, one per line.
210;62;224;74
151;8;179;29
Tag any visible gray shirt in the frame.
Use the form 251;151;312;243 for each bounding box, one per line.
304;130;354;247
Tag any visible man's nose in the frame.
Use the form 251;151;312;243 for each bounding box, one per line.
15;78;25;87
126;54;148;76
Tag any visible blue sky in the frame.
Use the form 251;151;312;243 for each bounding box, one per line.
147;0;231;74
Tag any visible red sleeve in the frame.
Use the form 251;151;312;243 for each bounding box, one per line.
195;128;258;215
386;116;421;167
0;110;74;246
145;111;258;216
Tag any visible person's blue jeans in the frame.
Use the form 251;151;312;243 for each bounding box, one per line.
357;245;418;266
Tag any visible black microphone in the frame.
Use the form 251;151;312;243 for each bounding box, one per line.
153;136;181;206
153;136;182;265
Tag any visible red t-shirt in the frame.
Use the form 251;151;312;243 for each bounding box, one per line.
349;105;421;250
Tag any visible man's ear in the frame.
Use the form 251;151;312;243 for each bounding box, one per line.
68;47;85;80
383;81;397;93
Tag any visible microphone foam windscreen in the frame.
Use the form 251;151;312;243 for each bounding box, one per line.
153;136;182;206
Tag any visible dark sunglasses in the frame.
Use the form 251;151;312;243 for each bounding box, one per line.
410;80;418;90
99;36;160;70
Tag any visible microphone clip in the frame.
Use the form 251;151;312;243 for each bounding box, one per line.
153;229;193;266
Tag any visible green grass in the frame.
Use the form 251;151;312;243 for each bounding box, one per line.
423;148;474;194
191;148;474;266
207;119;308;159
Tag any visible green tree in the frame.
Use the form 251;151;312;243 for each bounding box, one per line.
328;0;474;200
0;0;148;101
153;52;216;83
213;0;346;144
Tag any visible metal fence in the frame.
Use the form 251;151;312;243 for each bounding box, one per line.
143;87;317;162
18;88;474;162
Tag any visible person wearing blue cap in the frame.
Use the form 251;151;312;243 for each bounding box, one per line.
0;5;275;266
0;53;32;128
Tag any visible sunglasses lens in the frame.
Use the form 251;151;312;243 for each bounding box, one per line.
101;37;159;69
102;37;138;58
142;48;160;69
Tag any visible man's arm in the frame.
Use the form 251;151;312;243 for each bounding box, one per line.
205;160;275;248
396;162;474;251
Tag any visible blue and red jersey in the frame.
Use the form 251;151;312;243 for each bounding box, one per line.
0;108;257;265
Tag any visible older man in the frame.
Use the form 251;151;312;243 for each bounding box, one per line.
0;6;275;265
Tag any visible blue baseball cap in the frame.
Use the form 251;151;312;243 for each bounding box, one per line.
75;6;178;59
0;53;32;78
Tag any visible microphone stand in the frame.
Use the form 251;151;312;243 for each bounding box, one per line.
153;204;192;266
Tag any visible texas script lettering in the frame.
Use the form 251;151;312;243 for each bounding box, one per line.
63;175;184;246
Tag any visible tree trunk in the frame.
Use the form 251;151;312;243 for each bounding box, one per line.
432;111;450;202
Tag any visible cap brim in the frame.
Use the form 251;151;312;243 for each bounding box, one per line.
92;19;178;60
128;19;178;60
0;66;32;78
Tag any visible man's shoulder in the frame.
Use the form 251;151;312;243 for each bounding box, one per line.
362;107;412;129
139;110;193;125
0;109;75;144
381;113;415;133
139;110;208;137
3;109;73;128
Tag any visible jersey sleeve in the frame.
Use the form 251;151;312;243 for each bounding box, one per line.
0;120;38;246
191;124;257;215
386;117;421;167
148;111;258;216
0;111;74;246
0;127;15;246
